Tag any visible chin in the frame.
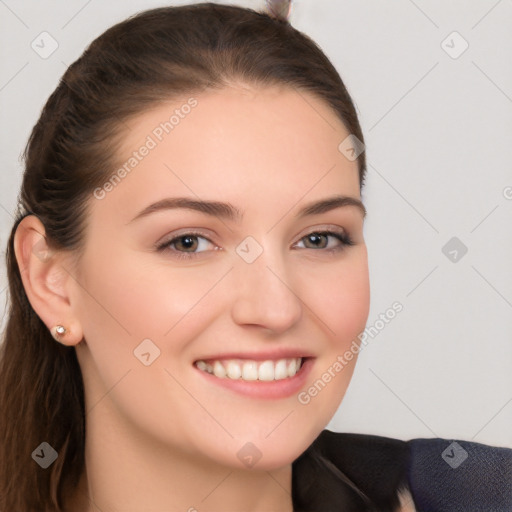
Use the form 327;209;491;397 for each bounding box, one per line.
226;422;326;472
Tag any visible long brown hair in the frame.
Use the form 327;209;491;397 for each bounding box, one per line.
0;3;366;510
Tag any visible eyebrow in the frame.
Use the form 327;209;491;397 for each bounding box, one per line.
128;194;366;224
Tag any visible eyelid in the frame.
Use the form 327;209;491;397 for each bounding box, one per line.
293;224;349;243
156;228;215;246
292;227;353;251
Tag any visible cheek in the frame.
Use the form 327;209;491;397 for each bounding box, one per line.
78;247;229;338
294;247;370;422
72;248;232;434
304;247;370;347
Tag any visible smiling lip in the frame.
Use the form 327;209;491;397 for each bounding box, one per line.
194;348;315;362
193;357;315;399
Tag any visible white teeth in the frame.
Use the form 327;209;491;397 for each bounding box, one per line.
274;359;288;380
196;360;207;372
242;361;258;381
226;360;242;379
258;360;274;381
213;361;226;378
195;357;303;381
287;358;298;375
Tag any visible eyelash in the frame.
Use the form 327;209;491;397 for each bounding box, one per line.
156;229;354;260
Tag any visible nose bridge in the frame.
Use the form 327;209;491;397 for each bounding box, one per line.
230;239;302;332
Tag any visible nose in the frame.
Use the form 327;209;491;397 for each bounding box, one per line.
230;251;303;334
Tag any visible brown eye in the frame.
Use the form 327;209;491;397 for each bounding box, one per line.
173;235;199;252
303;233;329;249
156;232;216;259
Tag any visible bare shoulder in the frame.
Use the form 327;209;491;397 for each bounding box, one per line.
397;487;417;512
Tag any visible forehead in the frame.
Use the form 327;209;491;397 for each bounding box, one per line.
92;85;360;220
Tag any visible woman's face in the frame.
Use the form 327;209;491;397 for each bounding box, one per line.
71;84;370;470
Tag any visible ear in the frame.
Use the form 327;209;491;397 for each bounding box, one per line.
13;215;84;347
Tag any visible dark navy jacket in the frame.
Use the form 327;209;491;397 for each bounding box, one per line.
292;429;512;511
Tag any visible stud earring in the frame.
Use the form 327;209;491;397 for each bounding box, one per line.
51;325;67;340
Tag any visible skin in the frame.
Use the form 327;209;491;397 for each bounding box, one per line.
15;84;370;512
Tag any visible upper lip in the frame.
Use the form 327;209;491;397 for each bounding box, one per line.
194;348;315;362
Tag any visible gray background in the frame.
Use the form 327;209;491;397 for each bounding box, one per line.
1;0;511;447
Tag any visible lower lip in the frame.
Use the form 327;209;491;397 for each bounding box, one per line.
193;358;315;399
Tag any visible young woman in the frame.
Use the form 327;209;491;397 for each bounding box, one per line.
1;2;510;511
